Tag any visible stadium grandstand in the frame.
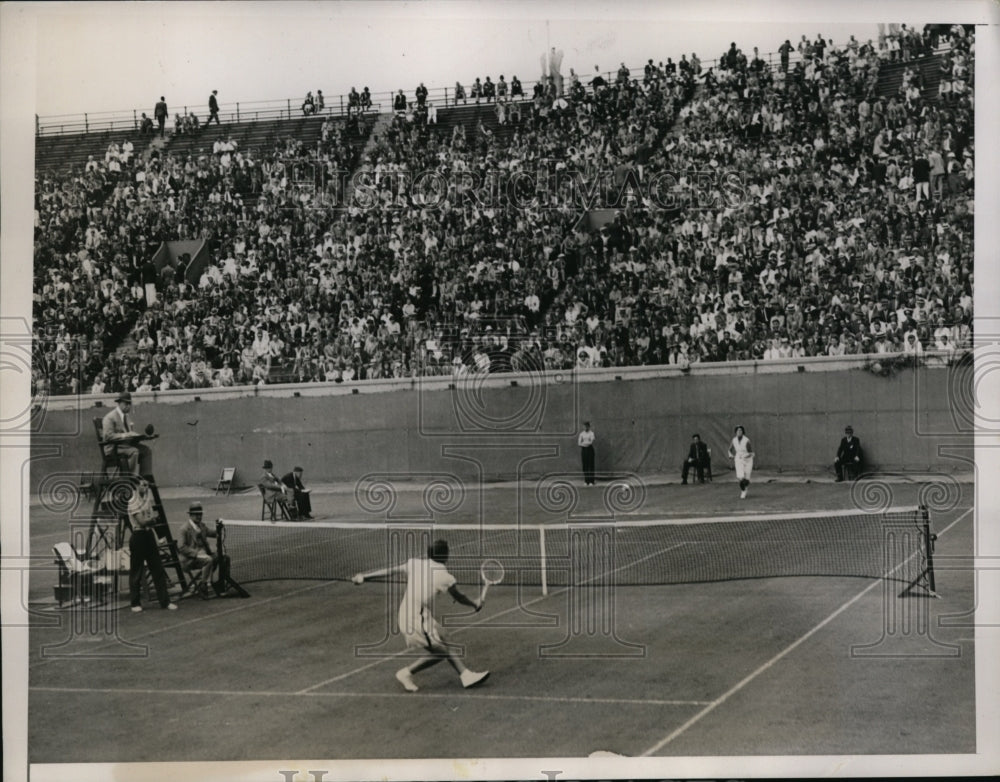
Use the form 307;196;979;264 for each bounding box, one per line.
33;23;972;395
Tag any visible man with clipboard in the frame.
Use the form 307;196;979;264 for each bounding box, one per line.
102;391;157;475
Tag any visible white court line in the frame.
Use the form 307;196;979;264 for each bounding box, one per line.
30;685;709;707
296;541;687;694
639;505;974;757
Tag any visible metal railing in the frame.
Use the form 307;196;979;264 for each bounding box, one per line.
35;44;826;137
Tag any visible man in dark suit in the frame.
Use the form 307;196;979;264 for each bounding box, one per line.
681;433;711;484
281;466;312;519
835;425;864;481
207;90;220;126
154;96;168;137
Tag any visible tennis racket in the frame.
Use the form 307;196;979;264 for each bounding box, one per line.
479;559;505;605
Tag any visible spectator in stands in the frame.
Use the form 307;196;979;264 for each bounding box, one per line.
139;112;154;134
33;29;974;397
453;81;466;105
302;91;315;115
510;75;523;98
360;86;372;110
415;81;428;107
681;433;711;484
834;425;864;481
154;96;168;137
393;89;407;111
316;90;325;112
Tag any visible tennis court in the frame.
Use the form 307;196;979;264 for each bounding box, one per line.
27;477;975;762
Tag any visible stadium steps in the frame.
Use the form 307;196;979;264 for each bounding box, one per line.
35;129;155;176
433;100;521;142
875;52;944;104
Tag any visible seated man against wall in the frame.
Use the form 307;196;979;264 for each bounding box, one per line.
281;466;313;519
834;425;864;482
259;459;295;519
681;433;711;484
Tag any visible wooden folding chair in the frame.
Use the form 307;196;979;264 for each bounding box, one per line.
216;467;236;496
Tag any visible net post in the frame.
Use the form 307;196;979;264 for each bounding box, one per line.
921;504;939;597
539;526;548;596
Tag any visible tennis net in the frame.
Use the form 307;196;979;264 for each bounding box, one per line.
217;506;936;595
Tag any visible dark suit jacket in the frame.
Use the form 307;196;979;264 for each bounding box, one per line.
281;472;306;493
686;441;710;465
837;436;863;462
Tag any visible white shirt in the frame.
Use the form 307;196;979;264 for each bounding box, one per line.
398;557;456;635
729;434;753;461
578;429;595;447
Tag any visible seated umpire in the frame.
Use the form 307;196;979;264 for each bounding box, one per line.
281;466;313;519
681;434;711;484
835;425;864;481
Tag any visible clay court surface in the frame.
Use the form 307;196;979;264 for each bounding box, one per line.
26;478;975;762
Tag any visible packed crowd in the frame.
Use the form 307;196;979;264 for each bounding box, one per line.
33;25;974;394
33;117;370;394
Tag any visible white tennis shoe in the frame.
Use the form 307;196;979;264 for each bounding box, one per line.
740;489;747;499
460;670;490;688
396;667;419;692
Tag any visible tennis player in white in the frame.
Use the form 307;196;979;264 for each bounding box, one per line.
728;425;754;499
352;539;490;692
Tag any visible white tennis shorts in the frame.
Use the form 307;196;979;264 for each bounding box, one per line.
734;455;754;481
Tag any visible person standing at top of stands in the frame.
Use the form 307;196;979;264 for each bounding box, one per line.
834;425;864;482
779;40;793;72
415;82;428;107
154;96;168;137
102;391;153;476
578;421;596;486
393;89;407;112
728;425;754;500
207;90;220;126
281;466;313;519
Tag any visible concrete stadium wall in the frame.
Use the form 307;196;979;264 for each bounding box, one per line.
29;365;971;492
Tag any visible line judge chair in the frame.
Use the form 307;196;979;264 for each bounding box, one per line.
53;541;112;607
260;487;292;521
